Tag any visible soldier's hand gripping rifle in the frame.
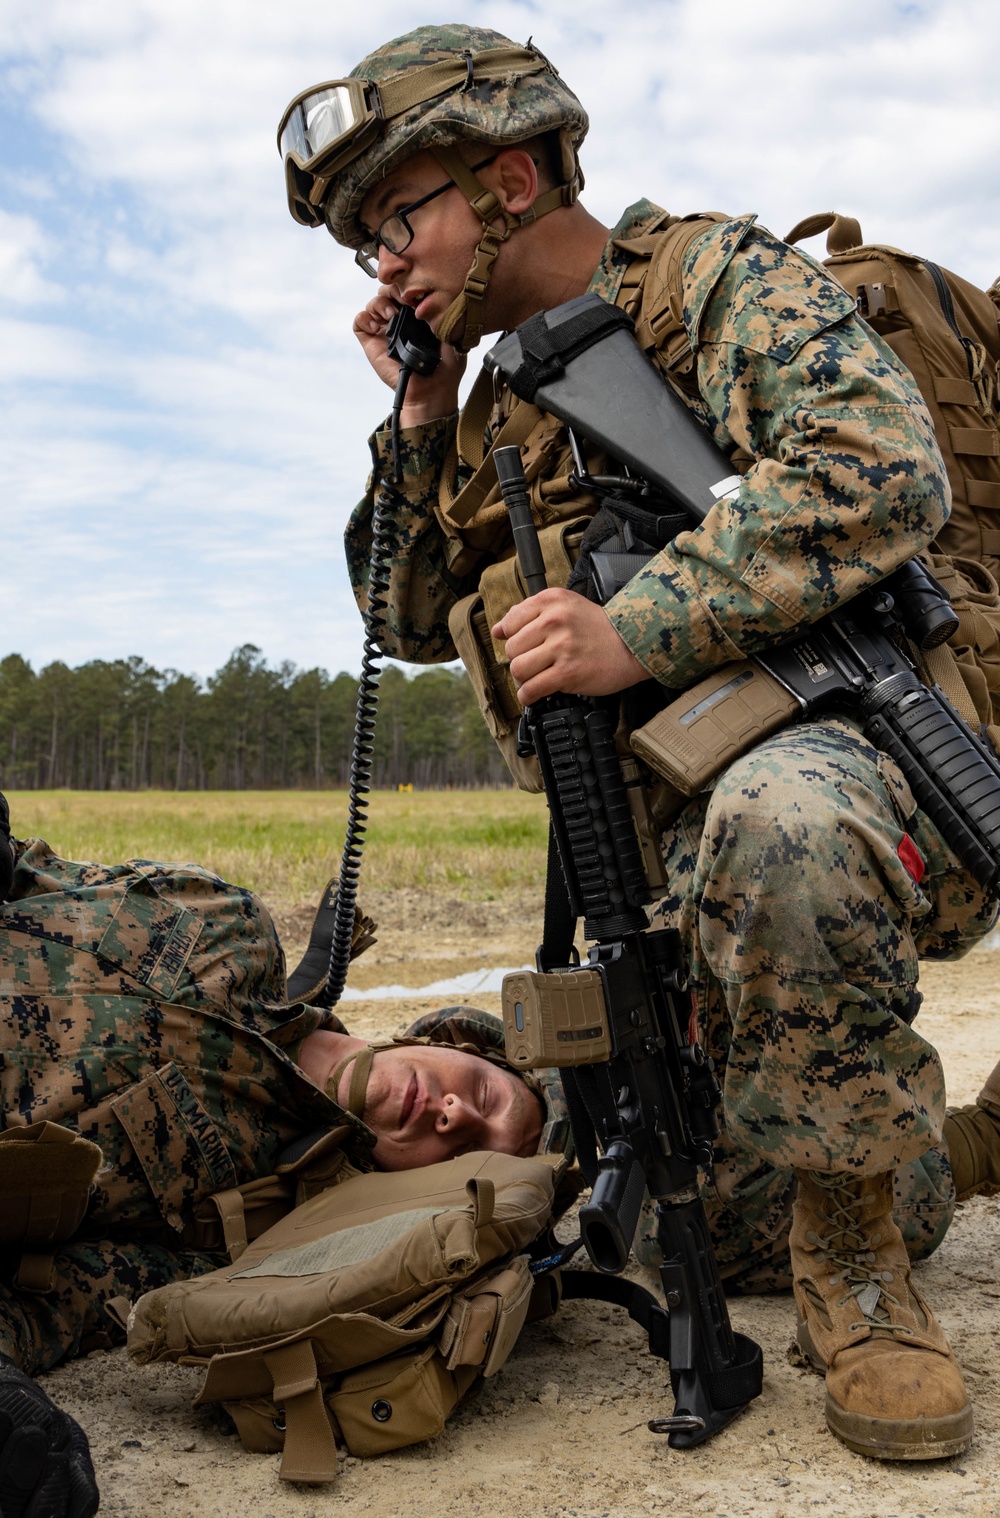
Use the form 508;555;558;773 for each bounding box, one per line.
493;442;764;1447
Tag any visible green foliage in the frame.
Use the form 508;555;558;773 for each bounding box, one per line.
0;649;510;790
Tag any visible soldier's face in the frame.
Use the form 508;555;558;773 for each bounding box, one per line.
362;1043;544;1170
358;150;487;335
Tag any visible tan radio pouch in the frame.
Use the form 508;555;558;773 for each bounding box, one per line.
0;1121;104;1291
128;1150;564;1484
449;516;591;791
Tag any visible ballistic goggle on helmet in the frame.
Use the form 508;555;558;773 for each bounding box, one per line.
276;24;589;350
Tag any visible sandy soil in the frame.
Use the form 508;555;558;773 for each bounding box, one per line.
44;889;1000;1518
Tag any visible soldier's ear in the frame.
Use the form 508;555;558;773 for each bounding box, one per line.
489;148;538;217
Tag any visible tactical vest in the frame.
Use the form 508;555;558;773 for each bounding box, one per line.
443;211;1000;787
445;212;730;789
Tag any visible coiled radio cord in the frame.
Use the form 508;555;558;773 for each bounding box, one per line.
322;482;397;1007
321;307;441;1007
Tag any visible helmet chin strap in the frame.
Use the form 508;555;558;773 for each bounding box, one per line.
430;145;579;353
326;1033;545;1128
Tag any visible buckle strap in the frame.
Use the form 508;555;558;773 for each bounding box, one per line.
265;1340;339;1484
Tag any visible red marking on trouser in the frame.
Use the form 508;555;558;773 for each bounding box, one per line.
897;833;925;884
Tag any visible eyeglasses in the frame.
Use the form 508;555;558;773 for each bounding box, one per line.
353;156;496;278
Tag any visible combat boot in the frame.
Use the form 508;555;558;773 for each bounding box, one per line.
790;1168;973;1460
943;1055;1000;1201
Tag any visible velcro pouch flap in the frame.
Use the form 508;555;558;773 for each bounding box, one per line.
0;1121;103;1248
438;1255;533;1376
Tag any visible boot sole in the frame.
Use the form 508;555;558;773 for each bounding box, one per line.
797;1320;974;1461
825;1394;974;1461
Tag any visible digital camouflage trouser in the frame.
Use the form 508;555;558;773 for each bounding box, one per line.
0;1241;221;1377
637;717;998;1291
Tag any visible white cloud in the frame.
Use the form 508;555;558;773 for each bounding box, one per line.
1;0;998;680
0;209;60;305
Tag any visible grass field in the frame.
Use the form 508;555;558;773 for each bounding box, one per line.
6;789;550;906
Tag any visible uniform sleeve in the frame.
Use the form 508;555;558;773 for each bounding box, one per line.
345;415;479;663
604;221;950;689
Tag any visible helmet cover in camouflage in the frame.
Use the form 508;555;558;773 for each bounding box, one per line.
322;23;589;250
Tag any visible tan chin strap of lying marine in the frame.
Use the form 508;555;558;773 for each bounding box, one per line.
431;145;580;353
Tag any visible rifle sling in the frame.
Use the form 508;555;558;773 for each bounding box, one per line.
559;1268;670;1362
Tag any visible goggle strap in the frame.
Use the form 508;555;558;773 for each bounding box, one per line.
375;47;548;122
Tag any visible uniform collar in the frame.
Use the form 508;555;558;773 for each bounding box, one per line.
586;199;671;305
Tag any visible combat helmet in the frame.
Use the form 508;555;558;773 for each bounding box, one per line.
277;24;589;350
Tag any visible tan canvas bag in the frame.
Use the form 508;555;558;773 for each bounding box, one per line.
787;213;1000;733
128;1150;564;1483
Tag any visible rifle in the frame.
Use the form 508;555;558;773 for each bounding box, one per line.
493;442;763;1448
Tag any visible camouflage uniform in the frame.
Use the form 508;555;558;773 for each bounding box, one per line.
345;205;998;1268
0;840;372;1376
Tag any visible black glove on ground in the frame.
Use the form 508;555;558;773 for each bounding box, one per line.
0;1356;98;1518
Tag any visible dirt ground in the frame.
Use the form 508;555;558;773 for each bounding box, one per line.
45;889;1000;1518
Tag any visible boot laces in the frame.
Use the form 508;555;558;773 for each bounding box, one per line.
807;1173;912;1338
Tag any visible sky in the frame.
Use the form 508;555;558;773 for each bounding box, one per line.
1;0;998;682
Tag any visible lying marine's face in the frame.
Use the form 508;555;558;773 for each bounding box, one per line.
358;1042;544;1170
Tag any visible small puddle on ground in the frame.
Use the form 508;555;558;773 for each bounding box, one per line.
339;965;533;1001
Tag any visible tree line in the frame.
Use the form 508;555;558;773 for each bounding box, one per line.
0;645;512;790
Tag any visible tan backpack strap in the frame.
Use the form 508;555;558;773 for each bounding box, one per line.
455;364;498;471
631;214;729;369
920;643;983;730
785;212;863;254
439;399;543;527
14;1253;57;1293
264;1340;339;1484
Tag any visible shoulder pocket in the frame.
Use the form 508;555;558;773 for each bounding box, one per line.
97;877;201;997
696;223;856;361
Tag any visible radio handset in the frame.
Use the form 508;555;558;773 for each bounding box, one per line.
385;303;441;482
386;303;441;376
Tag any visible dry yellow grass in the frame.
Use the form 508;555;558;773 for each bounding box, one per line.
5;789;549;908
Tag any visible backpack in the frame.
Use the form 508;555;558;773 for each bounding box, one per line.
784;212;1000;741
126;1150;566;1483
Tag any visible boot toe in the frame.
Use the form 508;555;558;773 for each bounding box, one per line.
827;1341;973;1459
